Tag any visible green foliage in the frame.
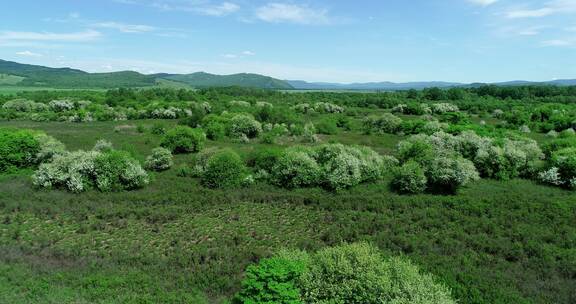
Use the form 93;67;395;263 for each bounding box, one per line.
33;149;149;192
247;147;283;173
391;161;427;194
93;150;150;191
201;149;247;189
234;257;306;304
271;149;321;189
363;113;402;134
300;243;455;304
315;117;339;135
0;128;40;172
426;156;480;194
161;126;206;154
228;114;262;139
145;147;173;171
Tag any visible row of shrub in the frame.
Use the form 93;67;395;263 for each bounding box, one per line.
234;243;455;304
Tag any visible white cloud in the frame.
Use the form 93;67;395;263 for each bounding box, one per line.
92;22;156;33
468;0;498;7
0;30;101;42
541;39;575;47
125;0;240;16
15;50;43;57
242;50;255;56
222;54;238;58
256;3;330;25
506;0;576;18
196;2;240;16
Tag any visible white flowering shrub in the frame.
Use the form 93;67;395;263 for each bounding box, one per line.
2;99;48;112
93;139;114;152
426;156;479;193
455;131;492;159
314;102;344;113
548;147;576;189
33;150;100;192
538;167;563;186
431;103;459;114
492;109;504;118
34;133;66;163
302;123;319;143
391;161;427;194
546;130;559;138
228;114;262;139
391;104;408;114
256;101;273;108
560;128;576;138
421;120;446;135
33;150;149;192
145;147;173;171
229;100;251;107
48;100;75;112
151;107;182;119
291;103;312;113
518;125;531;133
363;113;402;134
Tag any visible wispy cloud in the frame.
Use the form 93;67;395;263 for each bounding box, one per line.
120;0;240;17
541;39;576;47
255;3;331;25
221;50;256;59
91;21;156;33
0;30;102;42
468;0;498;7
195;2;239;16
506;0;576;18
15;50;43;57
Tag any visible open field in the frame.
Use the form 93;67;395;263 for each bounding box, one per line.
0;114;574;303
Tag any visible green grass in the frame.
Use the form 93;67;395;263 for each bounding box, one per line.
0;74;25;85
0;120;575;304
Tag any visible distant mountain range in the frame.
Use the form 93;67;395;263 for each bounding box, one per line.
286;79;576;90
1;59;575;90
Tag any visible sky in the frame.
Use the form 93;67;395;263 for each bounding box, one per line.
0;0;575;83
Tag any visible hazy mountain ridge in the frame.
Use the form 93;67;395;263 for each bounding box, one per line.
1;59;575;90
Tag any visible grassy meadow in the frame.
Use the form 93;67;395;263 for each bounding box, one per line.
0;118;574;303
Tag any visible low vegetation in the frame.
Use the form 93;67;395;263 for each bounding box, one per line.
0;85;575;304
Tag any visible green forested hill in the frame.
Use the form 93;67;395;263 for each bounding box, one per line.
0;59;156;88
162;72;294;89
0;60;294;90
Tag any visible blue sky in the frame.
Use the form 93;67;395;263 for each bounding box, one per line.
0;0;575;83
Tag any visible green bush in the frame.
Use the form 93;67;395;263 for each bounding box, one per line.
300;243;455;304
315;117;339;135
0;128;41;172
550;147;576;189
33;149;149;192
94;150;150;191
228;114;262;139
233;256;306;304
391;161;427;194
271;149;321;189
426;156;479;193
235;243;455;304
201;150;247;189
247;147;283;173
363;113;402;134
204;120;226;140
145;147;173;171
161;126;206;154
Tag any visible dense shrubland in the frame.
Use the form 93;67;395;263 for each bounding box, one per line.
234;243;455;304
1;85;576;304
